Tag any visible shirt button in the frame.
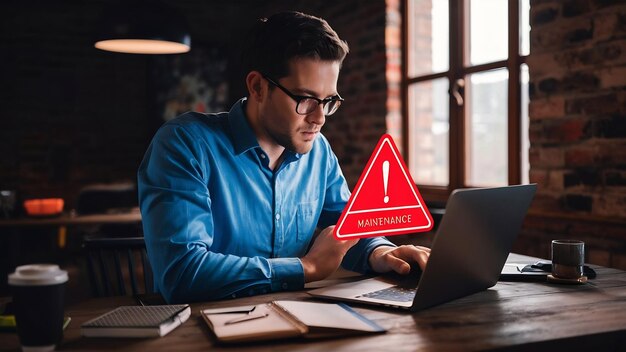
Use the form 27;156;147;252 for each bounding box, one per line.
275;213;281;220
260;153;266;159
282;283;288;290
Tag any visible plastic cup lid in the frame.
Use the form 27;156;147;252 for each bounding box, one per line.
8;264;68;286
21;345;57;352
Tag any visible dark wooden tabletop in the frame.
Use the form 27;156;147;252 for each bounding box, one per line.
0;209;141;228
2;254;625;351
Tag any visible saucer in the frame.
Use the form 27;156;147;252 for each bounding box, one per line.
547;274;588;285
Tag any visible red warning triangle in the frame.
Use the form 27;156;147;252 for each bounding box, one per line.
334;134;433;240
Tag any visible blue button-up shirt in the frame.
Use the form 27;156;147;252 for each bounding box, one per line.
138;98;394;303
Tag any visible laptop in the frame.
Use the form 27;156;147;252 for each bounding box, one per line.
309;184;537;311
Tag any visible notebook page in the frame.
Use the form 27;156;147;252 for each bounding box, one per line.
203;303;302;342
274;300;380;332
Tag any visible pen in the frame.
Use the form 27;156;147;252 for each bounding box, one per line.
224;312;269;325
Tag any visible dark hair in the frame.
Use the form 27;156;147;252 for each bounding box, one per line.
241;11;349;80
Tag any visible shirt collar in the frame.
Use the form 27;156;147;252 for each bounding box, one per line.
228;97;303;160
229;98;261;155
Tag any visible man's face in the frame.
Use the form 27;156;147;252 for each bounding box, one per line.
259;58;341;154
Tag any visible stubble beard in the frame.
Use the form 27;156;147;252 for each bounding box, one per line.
271;130;315;155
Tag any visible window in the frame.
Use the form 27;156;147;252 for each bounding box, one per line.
403;0;530;202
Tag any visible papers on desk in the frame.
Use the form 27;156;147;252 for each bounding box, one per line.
500;263;548;281
81;305;190;338
201;300;385;343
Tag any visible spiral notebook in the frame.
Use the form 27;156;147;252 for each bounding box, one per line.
201;300;385;343
81;304;191;338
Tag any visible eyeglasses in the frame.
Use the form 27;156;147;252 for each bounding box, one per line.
262;74;344;116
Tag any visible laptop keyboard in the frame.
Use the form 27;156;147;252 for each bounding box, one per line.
361;286;417;302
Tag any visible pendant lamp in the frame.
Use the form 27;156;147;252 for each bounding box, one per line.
95;0;191;54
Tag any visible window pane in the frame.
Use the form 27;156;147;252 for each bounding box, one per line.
469;0;508;65
466;69;508;186
521;64;529;183
407;0;449;76
408;78;449;186
520;0;530;55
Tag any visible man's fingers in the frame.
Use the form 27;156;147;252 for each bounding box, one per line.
415;245;431;253
396;245;430;271
368;244;432;274
410;249;430;270
385;254;411;274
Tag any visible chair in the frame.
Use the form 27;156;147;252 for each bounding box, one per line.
76;183;142;239
82;236;155;298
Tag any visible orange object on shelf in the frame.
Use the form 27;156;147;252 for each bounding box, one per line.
23;198;64;216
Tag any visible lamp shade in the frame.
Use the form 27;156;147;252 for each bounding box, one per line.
95;1;191;54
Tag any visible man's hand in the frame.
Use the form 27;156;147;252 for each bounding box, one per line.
368;245;431;274
300;226;357;282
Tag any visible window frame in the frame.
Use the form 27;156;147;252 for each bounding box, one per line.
402;0;528;204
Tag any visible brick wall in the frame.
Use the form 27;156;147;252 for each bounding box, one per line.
519;0;626;269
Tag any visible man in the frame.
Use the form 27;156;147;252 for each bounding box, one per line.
138;11;430;303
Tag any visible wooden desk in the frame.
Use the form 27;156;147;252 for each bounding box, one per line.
0;209;142;248
2;254;626;351
0;210;142;228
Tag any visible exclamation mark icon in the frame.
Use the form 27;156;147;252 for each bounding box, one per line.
383;160;390;203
